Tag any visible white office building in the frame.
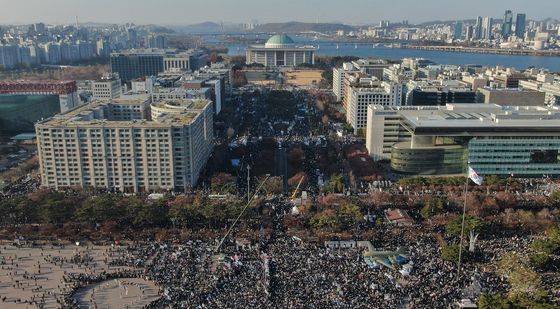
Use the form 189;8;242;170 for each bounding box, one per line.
332;62;358;102
344;73;402;132
92;74;122;100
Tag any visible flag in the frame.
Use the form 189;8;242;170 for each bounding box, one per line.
468;166;483;185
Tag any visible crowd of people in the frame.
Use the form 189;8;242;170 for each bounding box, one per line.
54;200;518;309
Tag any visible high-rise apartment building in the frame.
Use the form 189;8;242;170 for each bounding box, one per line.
465;26;474;41
35;98;214;192
145;34;168;49
482;17;493;40
474;16;483;40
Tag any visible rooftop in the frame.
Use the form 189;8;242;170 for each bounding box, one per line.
248;34;315;50
265;34;295;48
37;98;211;128
370;104;560;134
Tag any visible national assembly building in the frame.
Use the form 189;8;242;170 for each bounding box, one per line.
246;34;315;68
35;98;214;192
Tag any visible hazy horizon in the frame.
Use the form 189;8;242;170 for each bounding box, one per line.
0;0;558;26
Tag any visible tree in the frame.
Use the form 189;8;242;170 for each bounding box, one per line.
529;253;552;270
321;69;333;88
74;195;125;224
497;253;542;297
371;192;392;207
288;172;308;187
127;199;169;227
38;198;76;224
288;148;305;169
168;200;203;228
548;190;560;206
548;226;560;244
310;209;340;231
325;174;344;193
478;293;511;309
338;203;362;229
441;244;461;262
495;192;518;208
446;216;485;252
211;173;237;194
446;216;484;237
420;197;446;219
261;176;284;195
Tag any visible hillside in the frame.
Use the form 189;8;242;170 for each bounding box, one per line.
255;22;354;33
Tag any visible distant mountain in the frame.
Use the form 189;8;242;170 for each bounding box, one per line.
170;22;230;33
145;25;176;34
255;22;355;33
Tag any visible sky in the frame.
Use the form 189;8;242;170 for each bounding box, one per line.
0;0;558;25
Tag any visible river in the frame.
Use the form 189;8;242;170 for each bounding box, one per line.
202;34;560;71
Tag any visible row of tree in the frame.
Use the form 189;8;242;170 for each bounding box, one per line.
0;190;255;230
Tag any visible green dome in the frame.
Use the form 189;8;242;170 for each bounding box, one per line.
265;34;295;48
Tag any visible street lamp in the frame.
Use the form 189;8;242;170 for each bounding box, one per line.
247;164;251;204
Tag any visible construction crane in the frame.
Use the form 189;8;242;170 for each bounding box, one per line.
291;176;305;199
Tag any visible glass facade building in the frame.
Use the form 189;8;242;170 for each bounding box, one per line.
391;141;467;174
110;53;164;81
367;104;560;178
0;94;60;132
469;137;560;176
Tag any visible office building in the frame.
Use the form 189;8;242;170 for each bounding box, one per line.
366;104;560;176
35;98;214;192
462;76;488;92
502;10;513;38
151;87;211;102
515;14;526;38
541;83;560;106
476;87;545;106
403;80;475;106
111;49;206;81
245;34;315;67
110;49;165;81
383;64;415;83
91;74;122;100
492;71;528;88
343;73;402;132
401;58;434;70
163;54;190;72
333;62;359;102
0;80;80;132
454;21;463;40
351;58;390;80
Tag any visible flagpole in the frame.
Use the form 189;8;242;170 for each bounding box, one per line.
457;164;469;277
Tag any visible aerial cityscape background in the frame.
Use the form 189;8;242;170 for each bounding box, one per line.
0;1;560;308
0;0;556;24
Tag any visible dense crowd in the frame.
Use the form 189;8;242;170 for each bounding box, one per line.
68;200;521;309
